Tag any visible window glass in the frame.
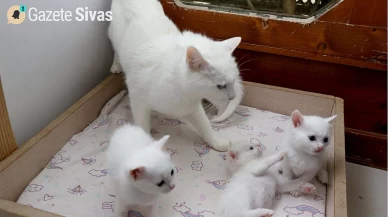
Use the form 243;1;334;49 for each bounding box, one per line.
180;0;340;18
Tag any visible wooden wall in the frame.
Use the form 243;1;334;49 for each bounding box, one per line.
162;0;387;169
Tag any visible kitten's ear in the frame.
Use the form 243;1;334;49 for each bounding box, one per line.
130;166;145;181
186;46;209;71
291;110;304;128
154;135;170;149
325;115;337;123
228;150;238;161
220;37;241;53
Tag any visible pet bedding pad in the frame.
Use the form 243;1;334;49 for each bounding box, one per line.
17;91;327;217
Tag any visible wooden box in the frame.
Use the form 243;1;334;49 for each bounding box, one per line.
0;74;347;217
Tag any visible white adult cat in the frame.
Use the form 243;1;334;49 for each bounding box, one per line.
218;151;287;217
226;142;263;175
107;124;176;217
108;0;243;151
270;110;337;196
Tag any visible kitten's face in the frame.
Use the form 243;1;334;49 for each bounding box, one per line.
128;135;176;194
227;142;262;166
290;110;337;156
134;160;176;194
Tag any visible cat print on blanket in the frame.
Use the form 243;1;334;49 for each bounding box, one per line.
82;157;96;166
236;124;253;130
234;107;250;117
24;184;43;192
206;180;227;190
174;203;216;217
191;161;203;171
101;201;114;212
88;169;107;177
93;117;109;129
194;141;211;157
68;185;86;195
128;210;145;217
283;205;324;217
46;151;70;170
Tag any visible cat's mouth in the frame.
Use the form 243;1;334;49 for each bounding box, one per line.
202;99;220;118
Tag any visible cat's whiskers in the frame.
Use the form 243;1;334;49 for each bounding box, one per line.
238;58;256;70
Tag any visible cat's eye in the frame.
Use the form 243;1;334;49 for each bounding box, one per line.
217;84;226;89
157;180;165;187
308;136;316;141
171;169;174;176
249;146;254;150
323;137;329;143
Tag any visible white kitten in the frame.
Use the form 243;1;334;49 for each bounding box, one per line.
108;0;244;151
218;152;286;217
270;110;337;197
107;124;176;217
226;142;263;175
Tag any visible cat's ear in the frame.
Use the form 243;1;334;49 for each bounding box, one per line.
186;46;209;71
220;37;241;53
228;150;238;161
130;166;145;181
154;135;170;149
291;110;304;128
325;115;337;123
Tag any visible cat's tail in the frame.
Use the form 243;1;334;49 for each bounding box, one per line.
211;76;244;122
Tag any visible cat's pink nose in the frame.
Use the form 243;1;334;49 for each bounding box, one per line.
314;147;323;153
169;184;175;190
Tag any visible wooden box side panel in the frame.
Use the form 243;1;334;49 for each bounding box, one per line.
0;75;125;202
0;199;62;217
332;98;347;217
0;78;18;161
241;81;335;117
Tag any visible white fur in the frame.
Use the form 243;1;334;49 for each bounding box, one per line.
107;124;176;217
270;110;337;197
108;0;243;151
226;142;263;175
218;152;286;217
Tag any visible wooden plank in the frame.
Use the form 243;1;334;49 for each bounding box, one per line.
242;81;335;117
162;0;387;70
0;78;17;161
238;43;386;71
332;97;347;217
318;0;388;27
0;199;62;217
234;49;387;134
325;99;336;217
0;74;125;201
348;0;387;28
345;128;387;170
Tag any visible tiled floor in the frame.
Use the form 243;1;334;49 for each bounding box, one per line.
346;163;387;217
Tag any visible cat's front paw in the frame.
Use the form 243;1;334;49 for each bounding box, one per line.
110;63;122;74
298;182;317;195
277;152;287;161
290;190;303;197
210;138;230;152
260;209;274;217
317;170;329;184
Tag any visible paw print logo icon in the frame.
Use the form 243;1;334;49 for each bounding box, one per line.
7;5;26;24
